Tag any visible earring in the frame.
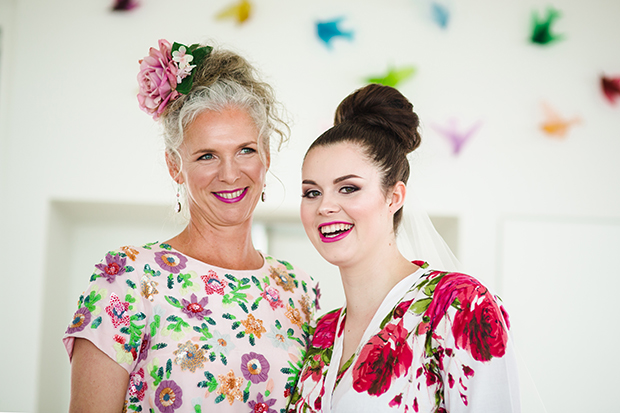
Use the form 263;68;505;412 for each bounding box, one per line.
175;184;182;213
261;191;266;202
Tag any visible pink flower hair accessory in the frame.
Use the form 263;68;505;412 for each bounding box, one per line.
137;39;212;120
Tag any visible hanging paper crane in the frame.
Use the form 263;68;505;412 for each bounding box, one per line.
431;118;482;155
111;0;139;11
540;103;580;138
216;0;252;24
316;18;354;48
366;66;416;88
601;75;620;105
530;7;564;45
430;1;450;29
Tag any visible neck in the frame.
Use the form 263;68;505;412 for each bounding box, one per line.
167;217;262;270
339;240;418;322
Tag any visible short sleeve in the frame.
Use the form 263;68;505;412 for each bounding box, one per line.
63;248;147;374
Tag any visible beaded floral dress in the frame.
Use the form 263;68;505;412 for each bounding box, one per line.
288;262;520;413
64;242;318;413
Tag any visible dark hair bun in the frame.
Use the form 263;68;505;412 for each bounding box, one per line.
334;83;421;153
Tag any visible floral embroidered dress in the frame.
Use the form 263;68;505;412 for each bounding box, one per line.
289;262;520;413
63;242;318;413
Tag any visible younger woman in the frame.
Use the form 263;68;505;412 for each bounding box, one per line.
289;84;519;412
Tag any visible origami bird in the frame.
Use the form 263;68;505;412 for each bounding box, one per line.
366;66;416;88
431;119;482;155
316;18;354;48
216;0;252;24
530;7;564;45
430;1;450;29
540;103;580;138
601;75;620;105
111;0;139;11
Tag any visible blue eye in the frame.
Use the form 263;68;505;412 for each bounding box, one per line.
302;189;321;199
198;153;214;160
241;147;256;154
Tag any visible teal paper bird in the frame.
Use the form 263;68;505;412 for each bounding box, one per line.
316;18;354;48
430;1;450;29
366;66;416;88
530;7;564;45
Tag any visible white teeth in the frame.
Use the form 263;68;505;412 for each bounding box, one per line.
320;223;353;237
217;189;244;199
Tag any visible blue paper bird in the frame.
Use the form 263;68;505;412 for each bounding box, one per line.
316;18;354;48
430;2;450;29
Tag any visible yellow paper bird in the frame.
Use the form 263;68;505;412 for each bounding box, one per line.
540;103;580;138
216;0;252;24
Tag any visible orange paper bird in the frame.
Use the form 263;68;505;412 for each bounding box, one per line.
216;0;252;24
540;103;580;138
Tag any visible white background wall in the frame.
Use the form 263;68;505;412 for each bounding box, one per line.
0;0;619;411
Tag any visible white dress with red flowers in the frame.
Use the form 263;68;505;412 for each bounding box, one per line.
63;242;318;413
288;262;520;413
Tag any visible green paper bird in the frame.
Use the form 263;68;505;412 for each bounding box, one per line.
366;66;416;88
530;7;564;45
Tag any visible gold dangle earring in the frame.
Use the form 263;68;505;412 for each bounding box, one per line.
175;184;182;213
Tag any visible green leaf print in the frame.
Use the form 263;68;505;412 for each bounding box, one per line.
144;264;161;277
198;371;218;392
411;298;433;314
143;241;158;250
166;358;172;379
83;290;102;312
278;260;295;271
251;276;262;290
150;314;161;337
152;343;167;350
193;323;213;341
126;279;137;289
125;266;135;273
160;243;172;251
167;274;174;289
214;394;226;404
165;296;184;309
91;317;102;329
221;279;250;305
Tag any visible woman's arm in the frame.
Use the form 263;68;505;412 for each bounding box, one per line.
69;338;129;413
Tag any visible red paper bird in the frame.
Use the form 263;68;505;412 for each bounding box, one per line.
601;75;620;105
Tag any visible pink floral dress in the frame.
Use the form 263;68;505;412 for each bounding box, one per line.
288;261;520;413
63;242;318;413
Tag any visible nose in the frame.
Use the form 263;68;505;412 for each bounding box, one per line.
318;193;340;215
218;157;241;184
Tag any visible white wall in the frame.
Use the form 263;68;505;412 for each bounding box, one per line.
1;0;619;411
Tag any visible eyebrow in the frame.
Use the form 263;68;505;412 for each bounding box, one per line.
302;174;362;186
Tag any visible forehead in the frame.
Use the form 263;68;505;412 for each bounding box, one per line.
302;142;378;179
184;106;259;147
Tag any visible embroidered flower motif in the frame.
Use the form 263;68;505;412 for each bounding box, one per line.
241;313;266;338
105;293;131;328
180;293;212;320
66;306;91;334
352;320;413;396
217;370;244;406
240;352;270;384
285;305;303;329
298;293;312;323
268;266;295;292
140;274;159;301
248;392;277;413
95;253;127;283
121;245;140;261
154;251;188;274
311;309;341;349
173;341;207;373
201;270;226;295
208;330;236;356
155;380;183;412
136;333;151;364
265;324;293;350
260;285;283;310
128;368;148;401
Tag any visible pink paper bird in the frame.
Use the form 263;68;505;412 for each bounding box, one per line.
431;119;482;155
601;75;620;105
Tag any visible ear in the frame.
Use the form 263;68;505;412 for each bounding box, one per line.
165;152;184;184
387;181;407;215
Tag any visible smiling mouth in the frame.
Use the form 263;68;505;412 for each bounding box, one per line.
213;188;248;203
319;223;354;240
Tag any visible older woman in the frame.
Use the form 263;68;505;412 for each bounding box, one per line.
289;84;519;412
64;40;317;413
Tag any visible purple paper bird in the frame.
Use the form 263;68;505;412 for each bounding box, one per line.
316;18;354;48
601;75;620;105
432;119;482;155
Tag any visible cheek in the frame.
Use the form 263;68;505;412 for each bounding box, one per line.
299;204;316;235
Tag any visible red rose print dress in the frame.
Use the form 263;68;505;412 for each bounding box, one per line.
288;262;520;413
63;242;318;413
